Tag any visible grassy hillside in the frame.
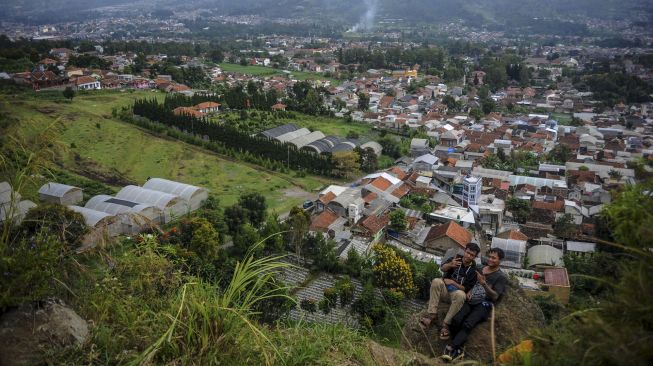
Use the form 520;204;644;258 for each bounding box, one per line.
1;89;334;213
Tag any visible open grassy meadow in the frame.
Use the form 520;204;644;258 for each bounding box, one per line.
1;89;334;213
223;110;376;140
281;114;374;138
550;112;573;124
219;63;340;85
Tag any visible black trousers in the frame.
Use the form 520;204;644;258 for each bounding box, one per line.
449;302;491;348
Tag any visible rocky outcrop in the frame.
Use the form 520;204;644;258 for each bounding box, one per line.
401;282;545;362
367;340;445;366
0;298;89;366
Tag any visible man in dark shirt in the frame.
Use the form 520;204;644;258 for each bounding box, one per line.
441;247;508;362
421;243;480;341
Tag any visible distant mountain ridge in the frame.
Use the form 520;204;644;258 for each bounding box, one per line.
213;0;651;24
1;0;651;28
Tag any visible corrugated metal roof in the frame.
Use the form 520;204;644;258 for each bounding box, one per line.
330;141;356;153
260;123;299;139
289;131;325;148
276;128;311;143
509;175;567;189
360;141;382;155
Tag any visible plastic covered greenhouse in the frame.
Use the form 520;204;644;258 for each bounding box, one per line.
115;185;185;223
142;178;208;212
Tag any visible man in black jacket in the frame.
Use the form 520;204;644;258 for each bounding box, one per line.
441;247;508;362
420;243;480;341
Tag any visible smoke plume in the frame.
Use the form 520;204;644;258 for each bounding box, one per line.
351;0;378;32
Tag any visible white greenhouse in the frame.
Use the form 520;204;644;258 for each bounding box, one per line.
68;205;122;237
116;185;186;223
1;181;36;225
527;245;564;269
85;195;163;234
38;182;83;205
142;178;208;212
491;237;527;269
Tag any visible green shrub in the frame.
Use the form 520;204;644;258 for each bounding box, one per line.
323;287;338;305
414;261;441;300
300;298;318;313
533;294;566;324
343;248;364;277
352;280;386;327
318;298;332;314
18;203;88;247
382;288;404;308
335;277;355;307
0;234;69;309
177;217;221;261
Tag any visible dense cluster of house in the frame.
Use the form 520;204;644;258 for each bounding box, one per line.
2;49;196;92
303;108;652;303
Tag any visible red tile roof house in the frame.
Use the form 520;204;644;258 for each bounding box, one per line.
31;71;64;89
423;221;473;255
74;76;101;90
356;214;389;241
272;103;287;111
172;107;205;118
166;84;191;93
310;210;339;232
195;101;221;114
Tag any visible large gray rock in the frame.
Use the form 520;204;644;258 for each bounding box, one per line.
401;283;545;363
0;298;89;366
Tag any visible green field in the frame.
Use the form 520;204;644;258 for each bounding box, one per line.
280;114;374;138
219;63;340;85
223;111;376;140
550;112;573;124
2;89;335;213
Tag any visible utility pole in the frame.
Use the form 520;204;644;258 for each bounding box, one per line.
287;144;290;170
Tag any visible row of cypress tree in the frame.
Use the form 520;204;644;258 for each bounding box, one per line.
132;97;336;176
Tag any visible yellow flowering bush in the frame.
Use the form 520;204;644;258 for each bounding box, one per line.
371;244;415;297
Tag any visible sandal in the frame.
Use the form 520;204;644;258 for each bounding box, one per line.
419;314;436;330
439;325;450;340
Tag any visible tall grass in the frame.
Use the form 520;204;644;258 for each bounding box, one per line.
529;183;653;365
131;239;295;365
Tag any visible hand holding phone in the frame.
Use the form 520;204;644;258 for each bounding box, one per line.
477;270;486;285
453;256;462;266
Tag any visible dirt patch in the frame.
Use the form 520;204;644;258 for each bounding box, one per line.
36;107;57;114
72;153;136;186
63;113;79;121
282;186;314;201
367;341;443;366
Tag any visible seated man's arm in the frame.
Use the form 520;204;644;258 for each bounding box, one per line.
481;279;499;302
440;258;455;274
480;272;507;302
462;270;478;293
